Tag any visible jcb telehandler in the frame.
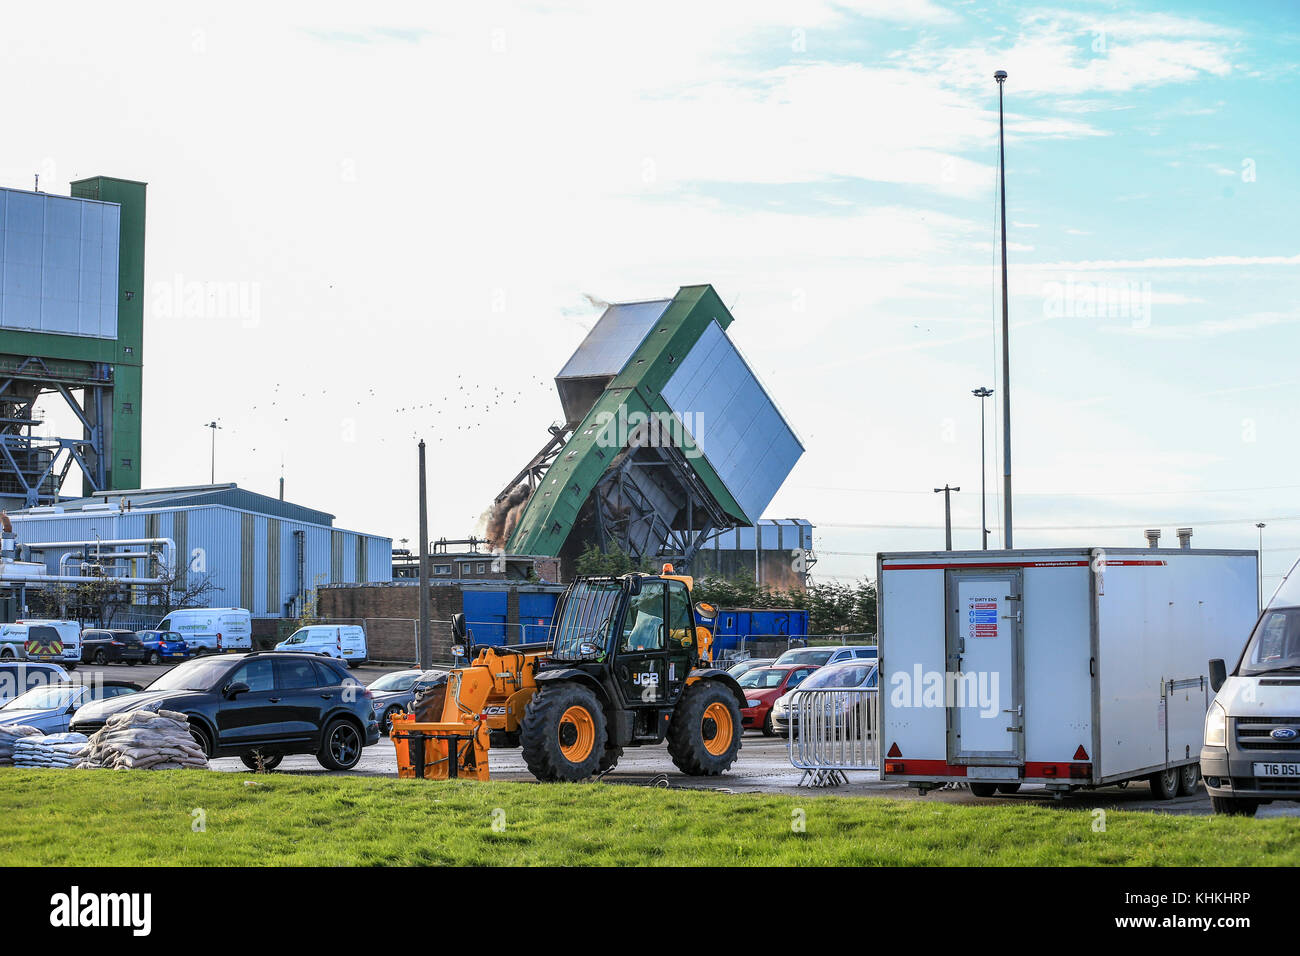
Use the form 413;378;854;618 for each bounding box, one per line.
391;565;746;782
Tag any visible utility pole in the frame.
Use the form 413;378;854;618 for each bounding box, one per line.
418;440;431;668
204;421;221;484
972;387;993;549
934;485;961;550
995;69;1013;548
1256;522;1266;611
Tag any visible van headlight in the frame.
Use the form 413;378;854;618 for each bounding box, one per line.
1204;700;1227;748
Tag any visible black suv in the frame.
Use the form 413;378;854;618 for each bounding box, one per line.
81;629;148;665
69;652;380;771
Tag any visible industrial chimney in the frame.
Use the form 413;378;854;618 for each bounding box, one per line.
1145;529;1162;549
1177;527;1193;549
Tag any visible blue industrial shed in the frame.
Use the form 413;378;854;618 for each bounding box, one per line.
5;483;391;622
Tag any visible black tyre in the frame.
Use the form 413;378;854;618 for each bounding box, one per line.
148;651;161;665
762;711;775;737
0;649;13;659
520;683;607;782
1177;763;1200;795
317;718;364;771
996;782;1022;795
1149;767;1180;800
126;660;138;667
381;706;405;736
190;722;213;759
240;752;283;771
597;744;623;774
667;681;742;776
1210;795;1259;816
95;650;108;665
969;782;999;797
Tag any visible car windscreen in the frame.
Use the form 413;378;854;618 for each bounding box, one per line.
799;663;874;690
282;630;308;645
738;668;788;689
1239;606;1300;676
777;649;833;667
146;657;235;692
370;672;418;692
4;685;80;710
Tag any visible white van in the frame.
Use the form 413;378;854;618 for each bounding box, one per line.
275;624;367;668
0;620;81;669
156;608;252;653
1202;555;1300;816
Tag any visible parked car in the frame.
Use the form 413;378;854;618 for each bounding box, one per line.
0;680;141;734
770;659;878;736
0;662;71;704
773;645;876;668
0;620;82;669
368;668;427;734
81;629;148;665
155;608;252;653
69;652;380;770
134;630;188;664
737;663;819;735
275;624;368;668
726;658;775;680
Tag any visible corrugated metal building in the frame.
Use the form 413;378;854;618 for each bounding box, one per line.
5;483;391;623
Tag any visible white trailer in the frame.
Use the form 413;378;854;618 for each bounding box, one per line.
877;547;1257;798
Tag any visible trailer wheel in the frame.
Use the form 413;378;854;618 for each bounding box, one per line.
520;683;607;782
1209;795;1258;816
1148;767;1180;800
1177;764;1200;796
968;782;999;797
996;782;1021;795
667;681;742;776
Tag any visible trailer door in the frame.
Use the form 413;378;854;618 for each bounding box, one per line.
946;568;1024;765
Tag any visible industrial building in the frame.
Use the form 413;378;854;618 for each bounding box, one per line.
494;285;804;575
392;537;561;583
693;518;816;590
3;483;391;633
0;177;146;510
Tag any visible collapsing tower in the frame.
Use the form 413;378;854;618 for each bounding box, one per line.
500;285;803;572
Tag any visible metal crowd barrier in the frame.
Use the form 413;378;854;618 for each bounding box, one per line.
787;687;879;787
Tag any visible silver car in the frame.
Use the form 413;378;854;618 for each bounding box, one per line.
0;680;141;735
368;669;447;734
770;660;877;736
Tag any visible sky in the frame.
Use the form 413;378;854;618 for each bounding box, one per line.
3;0;1299;588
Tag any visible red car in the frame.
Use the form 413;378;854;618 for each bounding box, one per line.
737;663;819;735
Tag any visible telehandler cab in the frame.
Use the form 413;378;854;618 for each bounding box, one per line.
391;565;746;782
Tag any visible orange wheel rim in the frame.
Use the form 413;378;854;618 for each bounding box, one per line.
702;702;733;756
559;705;595;763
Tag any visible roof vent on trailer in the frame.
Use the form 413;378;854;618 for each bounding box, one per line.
1177;527;1193;549
1144;529;1161;549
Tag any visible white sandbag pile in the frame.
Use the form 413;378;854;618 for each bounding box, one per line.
76;710;209;771
0;725;42;766
13;732;89;768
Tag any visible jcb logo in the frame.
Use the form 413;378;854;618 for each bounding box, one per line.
481;706;507;716
631;672;659;686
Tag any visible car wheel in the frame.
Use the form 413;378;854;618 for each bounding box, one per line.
148;651;161;665
968;782;1000;797
1209;795;1259;816
94;650;108;665
0;649;13;659
1149;767;1180;800
1177;763;1200;796
381;706;405;736
190;723;214;759
762;711;775;737
240;752;283;771
125;660;137;667
317;718;364;771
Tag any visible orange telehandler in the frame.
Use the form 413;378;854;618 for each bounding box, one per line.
391;566;746;782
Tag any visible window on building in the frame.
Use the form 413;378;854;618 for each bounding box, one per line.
433;564;451;575
477;563;486;574
120;458;133;469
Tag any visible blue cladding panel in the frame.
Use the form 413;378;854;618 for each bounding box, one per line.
661;320;803;524
0;188;119;339
463;591;508;646
518;590;560;642
556;300;670;381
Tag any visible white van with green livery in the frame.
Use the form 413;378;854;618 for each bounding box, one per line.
156;608;252;654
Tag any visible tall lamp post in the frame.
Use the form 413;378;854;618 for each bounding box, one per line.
204;421;221;484
934;484;961;550
1256;522;1267;610
972;387;994;549
995;69;1014;548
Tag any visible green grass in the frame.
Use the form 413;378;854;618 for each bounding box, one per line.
0;769;1292;866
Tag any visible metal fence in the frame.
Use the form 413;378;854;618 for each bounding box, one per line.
786;687;879;787
712;632;876;668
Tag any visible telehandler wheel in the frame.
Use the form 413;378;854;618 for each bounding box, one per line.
597;745;623;775
666;681;742;776
520;683;608;782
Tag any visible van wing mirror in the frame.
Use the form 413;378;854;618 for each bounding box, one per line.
450;613;466;641
1208;659;1227;693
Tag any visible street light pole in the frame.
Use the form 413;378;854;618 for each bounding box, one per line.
972;387;993;549
204;421;221;484
1256;522;1266;611
934;485;961;550
995;69;1013;549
